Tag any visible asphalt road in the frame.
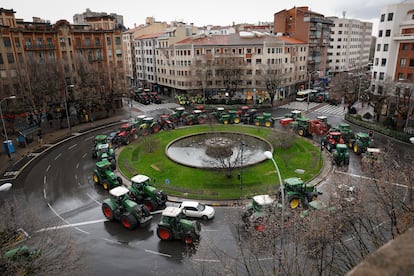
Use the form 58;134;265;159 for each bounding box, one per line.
6;101;414;275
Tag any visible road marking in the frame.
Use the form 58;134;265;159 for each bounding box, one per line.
335;170;408;188
86;193;101;205
46;164;51;172
76;163;80;169
82;153;87;159
36;218;106;233
144;250;172;258
85;136;94;141
68;144;77;150
43;188;46;200
192;258;220;262
45;203;90;234
54;153;62;160
103;238;123;244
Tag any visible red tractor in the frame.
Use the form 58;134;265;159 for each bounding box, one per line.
321;131;345;152
158;114;175;130
113;123;137;145
280;110;303;127
290;117;329;137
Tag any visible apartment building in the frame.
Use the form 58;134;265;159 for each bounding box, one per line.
327;16;373;74
273;6;332;78
372;1;414;91
156;32;308;101
0;8;125;114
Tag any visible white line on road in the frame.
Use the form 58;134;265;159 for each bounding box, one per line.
68;144;77;150
54;153;62;160
82;153;87;159
84;136;94;141
144;250;172;258
45;203;89;234
103;238;123;244
36;219;107;232
46;164;51;172
86;193;101;205
335;170;408;188
192;258;220;262
43;188;46;200
76;163;80;169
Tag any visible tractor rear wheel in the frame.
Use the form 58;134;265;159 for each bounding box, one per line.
157;226;173;241
223;120;229;125
120;213;138;230
102;203;115;221
102;180;110;191
152;125;160;133
255;121;260;126
288;195;300;209
265;120;272;127
298;128;305;136
234;117;240;124
93;173;100;185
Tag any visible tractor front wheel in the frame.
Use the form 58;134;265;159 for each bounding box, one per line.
120;213;138;230
298;128;305;136
223;120;229;125
102;180;110;191
102;203;115;221
265;120;272;127
234;117;240;124
93;173;100;185
353;144;361;155
289;195;300;209
183;233;196;245
157;226;173;241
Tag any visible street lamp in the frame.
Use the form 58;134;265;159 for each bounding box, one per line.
264;150;285;270
64;84;74;131
1;95;17;160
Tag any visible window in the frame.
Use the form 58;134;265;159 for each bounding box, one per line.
85;38;91;46
47;38;52;46
115;37;121;45
409;59;414;67
14;38;20;48
385;29;391;37
375;58;379;66
383;44;389;51
401;58;407;67
0;54;3;65
398;73;404;80
380;14;385;22
95;38;100;46
402;44;409;50
387;13;393;21
37;38;42;46
378;30;383;37
379;72;384;80
256;59;262;64
381;58;386;66
7;53;14;64
3;37;11;48
377;44;381;51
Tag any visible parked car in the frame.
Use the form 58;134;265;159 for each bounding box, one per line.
179;201;215;220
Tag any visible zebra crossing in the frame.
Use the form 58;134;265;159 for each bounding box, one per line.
279;101;346;116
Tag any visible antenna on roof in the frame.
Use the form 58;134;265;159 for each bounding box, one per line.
342;11;346;18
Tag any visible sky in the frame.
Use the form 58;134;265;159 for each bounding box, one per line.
0;0;407;34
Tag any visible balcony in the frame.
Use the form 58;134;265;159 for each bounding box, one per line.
393;33;414;41
75;43;102;49
24;44;56;51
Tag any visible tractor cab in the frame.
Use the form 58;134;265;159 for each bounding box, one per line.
96;159;113;172
94;134;108;146
109;185;130;203
131;174;151;189
251;195;275;212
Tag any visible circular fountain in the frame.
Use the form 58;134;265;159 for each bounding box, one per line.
166;132;272;169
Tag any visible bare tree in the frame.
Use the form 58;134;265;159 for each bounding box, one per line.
0;197;83;275
260;64;287;107
215;55;245;101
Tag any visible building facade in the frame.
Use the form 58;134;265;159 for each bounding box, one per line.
327;16;373;74
156;32;308;102
0;8;126;117
273;6;333;78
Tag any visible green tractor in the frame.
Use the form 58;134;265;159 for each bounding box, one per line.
92;160;123;190
241;194;277;232
156;206;201;245
283;177;320;209
220;110;240;124
184;109;207;125
254;112;274;127
209;107;226;122
92;134;109;158
332;123;354;144
138;117;160;136
169;106;188;124
102;186;152;230
128;174;168;212
332;143;350;166
348;132;372;155
4;245;40;262
94;143;116;169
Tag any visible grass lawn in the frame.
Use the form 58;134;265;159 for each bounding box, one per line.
118;124;323;200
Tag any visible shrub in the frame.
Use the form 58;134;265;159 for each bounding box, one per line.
349;107;357;114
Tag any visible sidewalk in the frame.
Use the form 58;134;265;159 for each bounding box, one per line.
0;107;130;182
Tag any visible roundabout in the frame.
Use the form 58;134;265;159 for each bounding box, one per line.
118;124;324;200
